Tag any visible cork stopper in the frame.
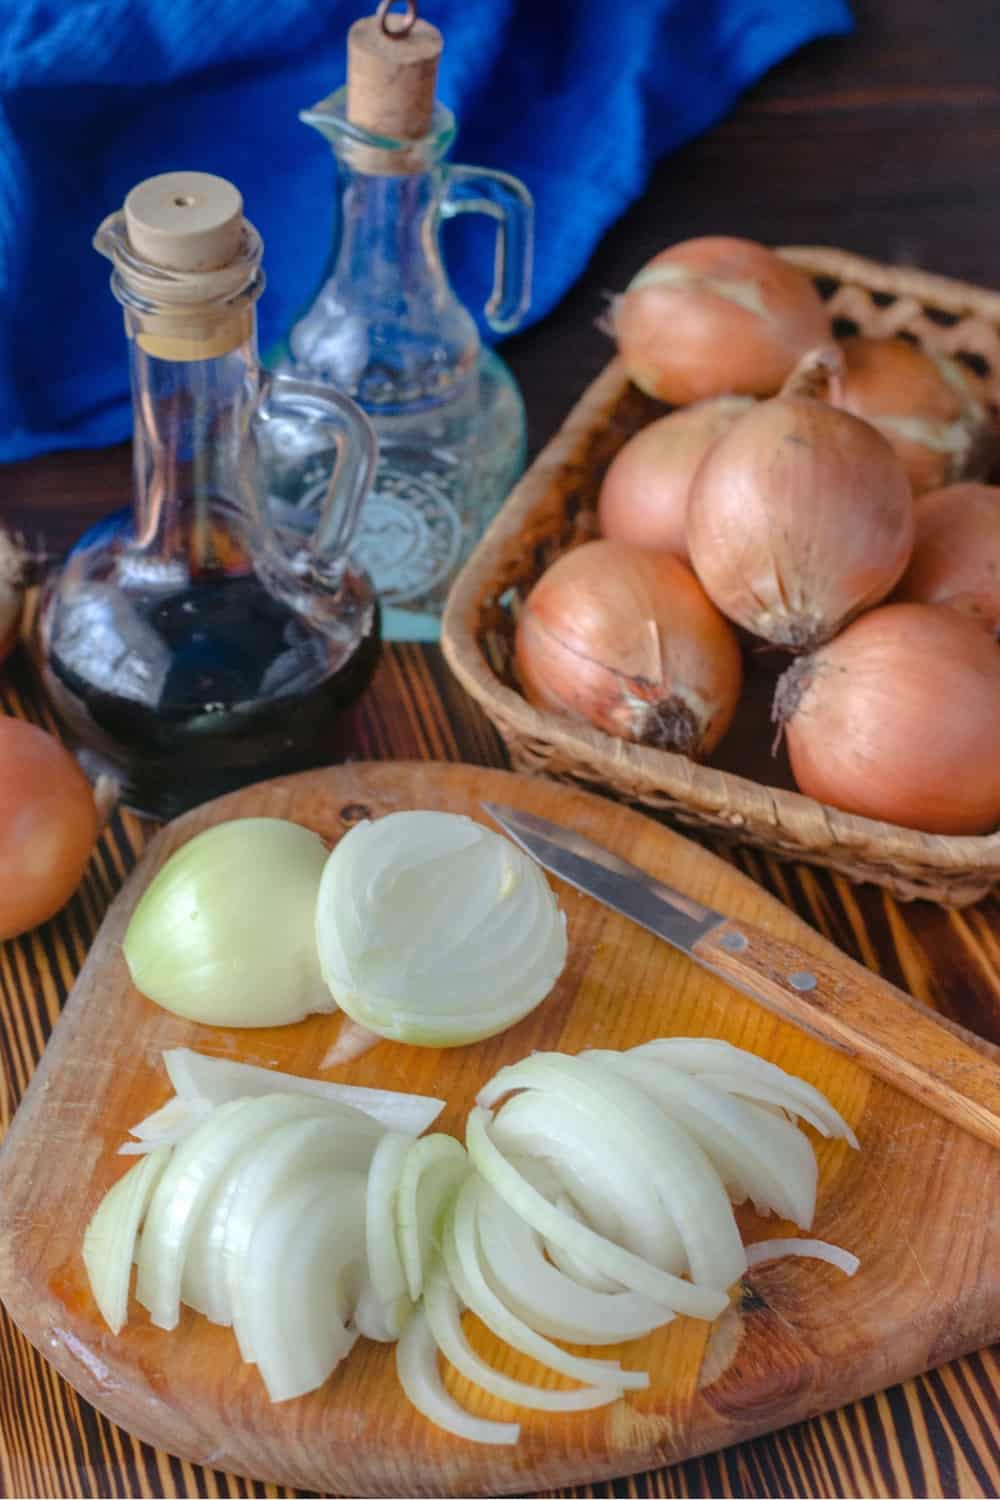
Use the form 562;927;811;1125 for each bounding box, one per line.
124;172;244;273
347;1;443;140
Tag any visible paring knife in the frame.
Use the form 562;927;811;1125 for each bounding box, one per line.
483;801;1000;1153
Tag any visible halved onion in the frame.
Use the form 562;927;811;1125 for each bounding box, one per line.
83;1147;172;1333
315;812;567;1047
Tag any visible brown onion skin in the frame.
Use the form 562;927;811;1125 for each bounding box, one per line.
686;372;915;650
613;237;830;406
0;719;100;938
776;603;1000;835
893;483;1000;635
830;336;998;496
598;397;753;560
515;540;742;758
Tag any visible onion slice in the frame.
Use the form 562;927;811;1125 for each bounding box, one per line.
396;1303;520;1447
423;1268;624;1413
745;1238;859;1276
364;1131;413;1338
240;1172;366;1402
466;1107;727;1319
83;1147;172;1334
443;1177;643;1388
479;1053;746;1291
396;1134;471;1303
475;1186;672;1346
163;1048;444;1135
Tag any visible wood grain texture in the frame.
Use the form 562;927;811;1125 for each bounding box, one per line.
0;758;999;1497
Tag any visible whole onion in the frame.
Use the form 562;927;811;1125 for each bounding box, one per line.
613;237;830;407
686;347;914;651
774;603;1000;835
515;541;742;758
894;482;1000;634
0;719;101;938
597;397;753;559
829;336;998;496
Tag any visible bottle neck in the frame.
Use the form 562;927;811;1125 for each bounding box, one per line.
335;163;443;299
126;313;261;575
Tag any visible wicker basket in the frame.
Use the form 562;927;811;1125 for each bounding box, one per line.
442;247;1000;907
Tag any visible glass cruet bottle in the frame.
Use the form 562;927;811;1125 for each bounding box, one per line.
36;171;381;820
273;1;534;641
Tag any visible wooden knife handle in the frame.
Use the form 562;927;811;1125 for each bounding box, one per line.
694;919;1000;1152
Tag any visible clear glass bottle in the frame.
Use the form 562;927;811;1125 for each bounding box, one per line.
37;172;381;819
273;87;533;641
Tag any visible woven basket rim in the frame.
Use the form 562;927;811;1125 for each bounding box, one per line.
441;246;1000;884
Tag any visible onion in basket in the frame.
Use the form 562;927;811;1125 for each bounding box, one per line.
597;396;754;559
687;348;914;651
828;336;998;496
515;540;742;757
612;236;830;406
893;482;1000;635
773;602;1000;834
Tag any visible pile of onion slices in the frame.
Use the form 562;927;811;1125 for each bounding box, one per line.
84;1038;859;1445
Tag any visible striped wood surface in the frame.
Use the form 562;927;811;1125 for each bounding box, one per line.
1;642;999;1500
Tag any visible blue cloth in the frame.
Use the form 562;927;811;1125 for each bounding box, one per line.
0;0;851;462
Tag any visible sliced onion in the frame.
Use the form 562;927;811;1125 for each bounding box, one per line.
396;1302;520;1447
745;1238;859;1276
119;1095;211;1154
542;1195;627;1293
365;1131;413;1338
396;1134;471;1303
423;1268;623;1413
163;1048;444;1135
136;1093;380;1330
315;812;568;1046
475;1185;672;1346
353;1274;402;1342
627;1038;858;1146
479;1053;746;1291
584;1050;817;1227
442;1177;643;1388
222;1114;382;1362
83;1147;172;1334
489;1090;683;1270
466;1107;727;1320
240;1172;365;1402
320;1019;381;1070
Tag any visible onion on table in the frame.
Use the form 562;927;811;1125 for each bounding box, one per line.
612;236;831;406
515;540;743;757
828;336;998;496
774;602;1000;834
686;346;915;650
0;718;105;940
893;482;1000;635
597;396;753;559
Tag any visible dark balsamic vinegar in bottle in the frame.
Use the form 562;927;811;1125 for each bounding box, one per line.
37;171;381;819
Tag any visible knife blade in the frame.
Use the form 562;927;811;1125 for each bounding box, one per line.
483;801;1000;1153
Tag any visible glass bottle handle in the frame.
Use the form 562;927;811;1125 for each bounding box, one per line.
440;165;534;335
255;374;378;582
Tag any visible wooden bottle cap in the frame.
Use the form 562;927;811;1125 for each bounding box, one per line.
347;2;443;140
124;171;244;273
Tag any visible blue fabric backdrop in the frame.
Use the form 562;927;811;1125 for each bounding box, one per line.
0;0;851;462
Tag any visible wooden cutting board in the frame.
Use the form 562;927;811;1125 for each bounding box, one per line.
0;762;997;1499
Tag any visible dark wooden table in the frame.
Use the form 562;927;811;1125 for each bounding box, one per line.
3;1;1000;1495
